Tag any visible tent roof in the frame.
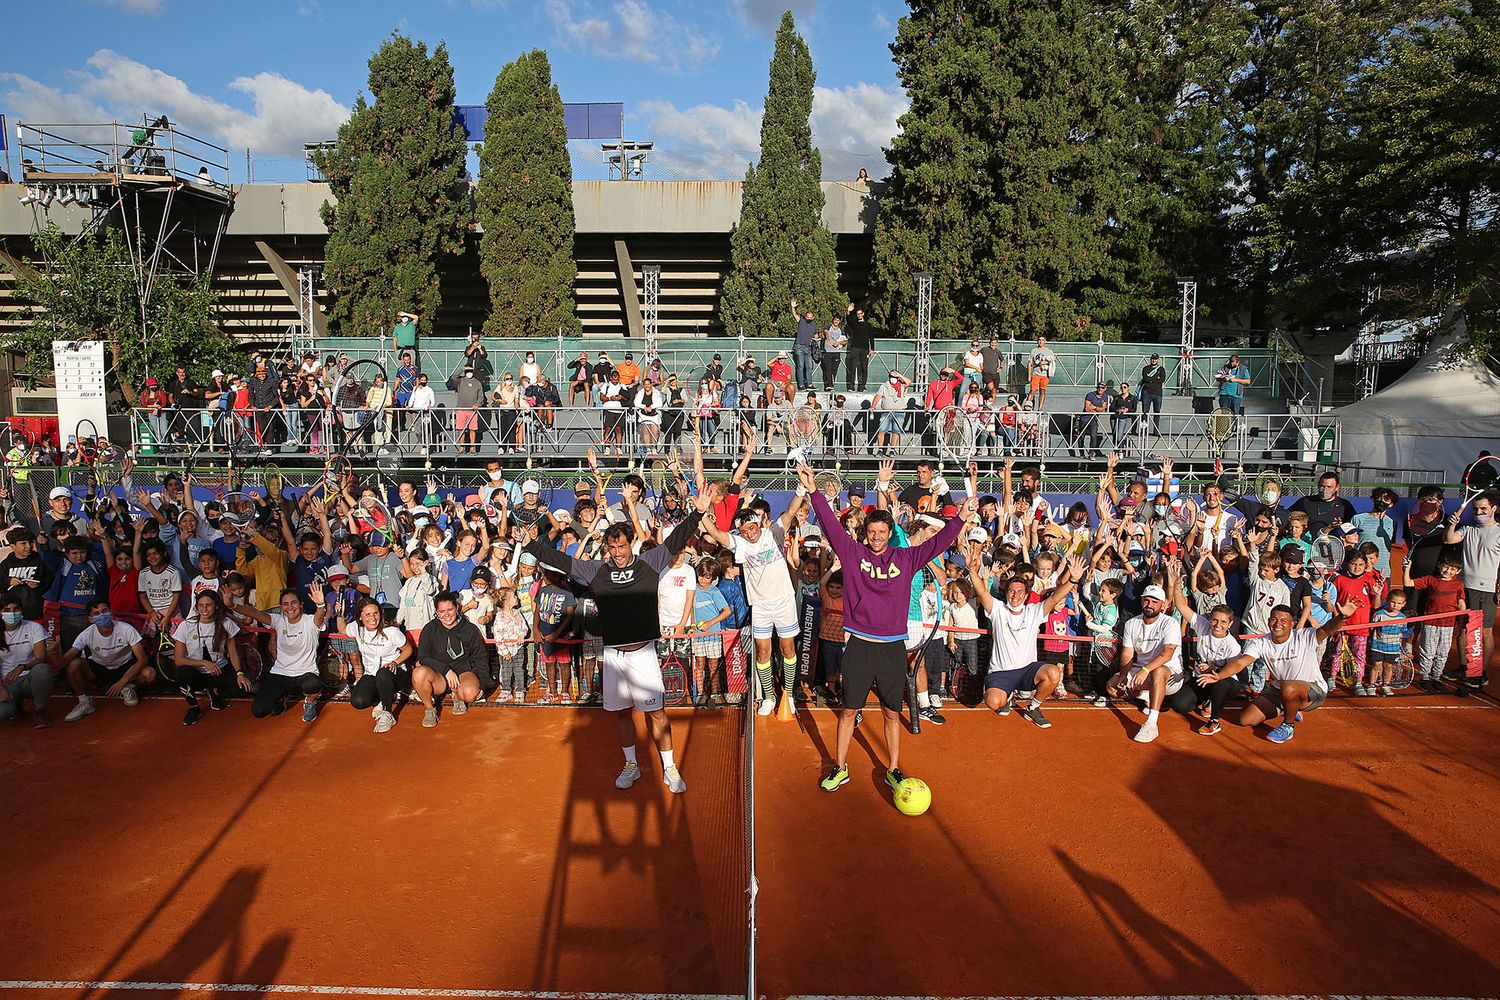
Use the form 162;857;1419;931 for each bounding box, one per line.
1329;336;1500;432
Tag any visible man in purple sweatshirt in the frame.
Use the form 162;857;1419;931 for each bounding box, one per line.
801;463;975;795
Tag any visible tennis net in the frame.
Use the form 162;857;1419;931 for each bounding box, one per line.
742;681;758;1000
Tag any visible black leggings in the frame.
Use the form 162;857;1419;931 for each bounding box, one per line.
1166;676;1243;721
176;664;238;702
349;667;404;713
251;672;321;717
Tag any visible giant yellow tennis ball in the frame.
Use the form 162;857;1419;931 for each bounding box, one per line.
893;777;932;816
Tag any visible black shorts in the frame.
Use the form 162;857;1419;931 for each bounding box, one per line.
1040;648;1070;666
841;635;908;712
1466;589;1497;630
88;659;133;687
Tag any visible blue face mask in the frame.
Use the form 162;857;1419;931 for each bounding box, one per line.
2;611;23;627
92;612;114;628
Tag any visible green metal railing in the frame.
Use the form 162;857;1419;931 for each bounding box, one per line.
287;336;1280;398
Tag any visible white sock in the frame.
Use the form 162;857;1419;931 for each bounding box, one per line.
660;749;675;770
1145;708;1159;721
622;745;638;765
1028;697;1041;710
917;691;931;708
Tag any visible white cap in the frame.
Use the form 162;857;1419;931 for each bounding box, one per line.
49;487;72;500
211;369;224;378
1001;532;1023;549
521;479;540;495
1142;585;1168;602
966;527;989;544
552;509;572;520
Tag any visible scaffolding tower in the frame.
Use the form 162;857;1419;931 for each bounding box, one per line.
641;264;661;368
13;117;234;376
1176;278;1197;395
914;272;934;384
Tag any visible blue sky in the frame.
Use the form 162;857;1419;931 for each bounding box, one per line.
2;0;908;181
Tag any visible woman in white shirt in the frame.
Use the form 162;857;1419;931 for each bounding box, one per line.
962;342;986;397
0;596;52;726
347;597;414;733
171;590;248;727
636;378;665;453
599;372;626;457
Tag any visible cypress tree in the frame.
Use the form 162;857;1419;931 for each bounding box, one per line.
719;11;842;339
871;0;1135;341
314;34;468;338
476;49;580;338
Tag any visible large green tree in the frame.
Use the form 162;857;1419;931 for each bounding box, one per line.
719;11;842;338
5;226;238;405
1221;0;1441;334
476;49;579;338
314;34;468;337
872;0;1137;341
1276;0;1500;353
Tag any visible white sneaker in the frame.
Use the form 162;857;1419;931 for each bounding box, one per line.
1134;717;1159;744
663;765;687;794
121;685;139;707
615;762;642;789
756;698;775;716
930;692;943;709
371;705;381;718
65;698;95;723
373;710;396;734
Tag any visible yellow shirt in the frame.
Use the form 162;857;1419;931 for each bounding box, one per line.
238;533;289;611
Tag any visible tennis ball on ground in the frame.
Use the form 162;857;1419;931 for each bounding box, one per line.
893;777;932;816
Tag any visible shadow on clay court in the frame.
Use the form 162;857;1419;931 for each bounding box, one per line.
97;866;291;999
529;708;742;993
1053;848;1249;993
1134;746;1500;987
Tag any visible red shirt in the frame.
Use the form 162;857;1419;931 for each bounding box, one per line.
925;376;961;411
769;360;792;383
1412;575;1466;627
1333;573;1375;624
109;565;144;615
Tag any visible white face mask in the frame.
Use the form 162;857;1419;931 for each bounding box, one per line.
1477;512;1495;526
487;470;503;481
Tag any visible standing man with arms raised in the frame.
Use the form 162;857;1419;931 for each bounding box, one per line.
1444;490;1500;683
1028;336;1058;409
790;299;820;390
808;462;975;795
526;490;712;794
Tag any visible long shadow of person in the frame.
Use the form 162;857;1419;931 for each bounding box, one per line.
98;866;291;999
1133;747;1500;994
1053;848;1248;992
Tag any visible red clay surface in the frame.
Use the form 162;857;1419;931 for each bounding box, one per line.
5;691;1500;999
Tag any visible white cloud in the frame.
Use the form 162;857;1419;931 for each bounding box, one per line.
545;0;720;73
94;0;163;13
729;0;817;35
0;50;348;157
637;82;906;155
872;11;892;30
637;98;763;153
811;82;906;152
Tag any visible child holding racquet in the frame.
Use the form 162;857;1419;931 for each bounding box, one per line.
691;558;732;706
1367;590;1413;696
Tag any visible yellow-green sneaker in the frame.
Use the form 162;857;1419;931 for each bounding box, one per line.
820;763;850;792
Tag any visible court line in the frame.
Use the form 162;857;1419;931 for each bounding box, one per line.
786;995;1500;1000
0;984;737;999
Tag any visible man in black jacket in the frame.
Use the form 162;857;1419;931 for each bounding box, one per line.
247;363;280;449
843;303;877;391
412;592;492;728
527;496;710;794
1139;352;1167;435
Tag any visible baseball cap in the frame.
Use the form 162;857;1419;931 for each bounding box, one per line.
144;377;159;387
327;568;349;580
212;369;224;377
1278;544;1304;564
521;479;540;495
49;487;72;500
368;531;390;547
1150;352;1160;359
520;553;538;566
423;494;442;508
966;527;990;544
1142;585;1168;602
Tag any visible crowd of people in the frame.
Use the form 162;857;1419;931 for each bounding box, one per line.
123;308;1260;462
4;419;1495;796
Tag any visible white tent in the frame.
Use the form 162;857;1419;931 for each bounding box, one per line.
1329;334;1500;482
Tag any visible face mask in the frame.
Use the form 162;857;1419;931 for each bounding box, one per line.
92;613;114;628
473;585;488;595
1262;489;1280;504
1477;513;1495;526
1154;504;1167;516
2;611;22;627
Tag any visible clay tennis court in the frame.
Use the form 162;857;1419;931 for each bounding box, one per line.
4;688;1500;999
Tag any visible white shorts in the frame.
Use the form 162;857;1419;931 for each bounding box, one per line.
750;597;800;640
602;644;665;714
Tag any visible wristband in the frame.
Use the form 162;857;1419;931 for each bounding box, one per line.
876;481;892;494
795;486;807;498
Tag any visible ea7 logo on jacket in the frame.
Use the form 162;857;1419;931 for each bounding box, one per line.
859;559;902;581
610;569;636;585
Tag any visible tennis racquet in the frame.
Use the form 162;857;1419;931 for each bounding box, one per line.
1334;634;1360;690
1089;636;1119;694
815;470;843;506
1168;497;1199;537
1217;463;1248;505
154;616;180;685
935;405;977;466
330;359;390;453
788;407;820;454
1309;532;1346;573
645;457;673;509
1461;454;1500;507
661;646;689;707
235;631;265;685
1207;407;1235;460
